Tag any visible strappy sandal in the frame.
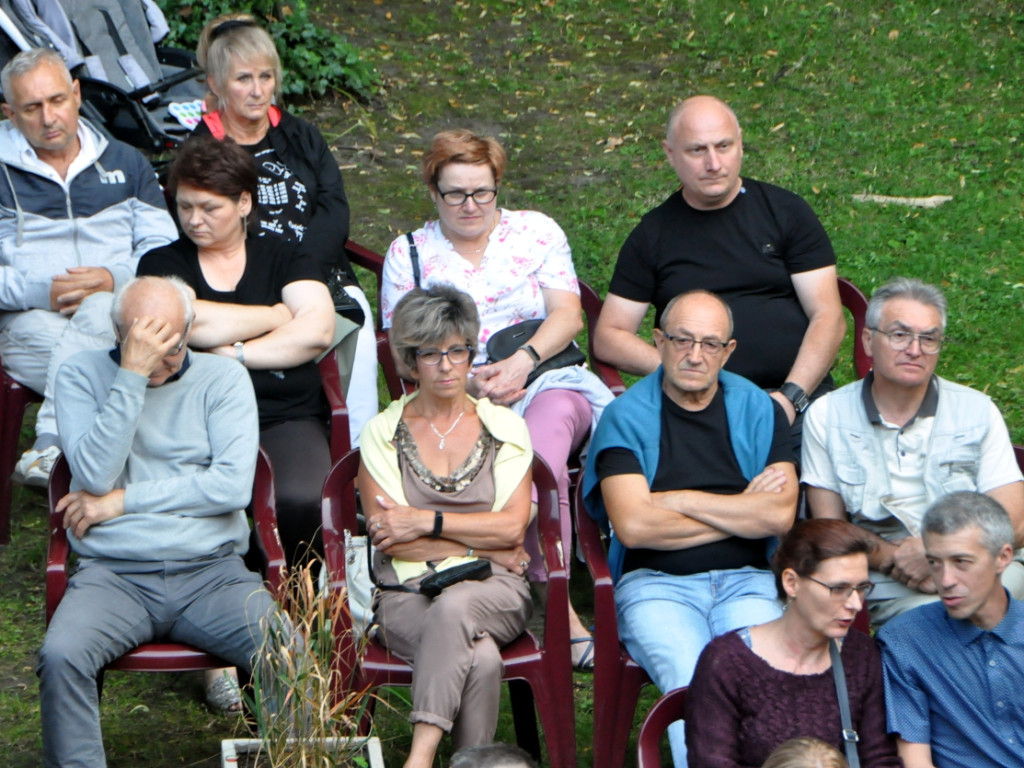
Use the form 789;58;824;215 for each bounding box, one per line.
570;636;595;672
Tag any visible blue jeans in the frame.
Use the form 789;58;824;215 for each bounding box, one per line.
615;566;781;767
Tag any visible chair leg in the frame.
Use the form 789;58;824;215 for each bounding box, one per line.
508;679;541;761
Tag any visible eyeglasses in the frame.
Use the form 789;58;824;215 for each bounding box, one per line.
659;331;730;357
868;327;944;355
807;576;875;600
437;188;498;206
415;345;473;366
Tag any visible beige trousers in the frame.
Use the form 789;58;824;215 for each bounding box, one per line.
374;564;532;748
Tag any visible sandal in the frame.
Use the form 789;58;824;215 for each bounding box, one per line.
205;672;242;713
570;636;595;672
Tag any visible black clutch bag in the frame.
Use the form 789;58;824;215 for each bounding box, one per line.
418;559;492;598
486;319;586;387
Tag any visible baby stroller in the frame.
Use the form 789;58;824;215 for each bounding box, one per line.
0;0;203;159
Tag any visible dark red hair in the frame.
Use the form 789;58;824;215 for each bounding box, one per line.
771;519;869;600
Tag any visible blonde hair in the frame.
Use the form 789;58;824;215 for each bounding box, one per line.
761;738;849;768
199;15;283;111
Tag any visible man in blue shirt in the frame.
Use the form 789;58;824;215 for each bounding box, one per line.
878;491;1024;768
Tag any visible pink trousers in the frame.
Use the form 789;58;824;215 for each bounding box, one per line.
522;388;592;582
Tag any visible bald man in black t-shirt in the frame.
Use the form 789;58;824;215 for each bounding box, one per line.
594;96;846;455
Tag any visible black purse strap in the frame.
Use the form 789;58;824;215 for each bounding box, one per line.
830;638;861;768
405;233;421;288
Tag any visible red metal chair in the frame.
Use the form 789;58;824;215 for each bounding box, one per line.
636;687;688;768
838;276;871;380
0;359;43;544
321;449;576;768
574;475;652;768
45;448;286;687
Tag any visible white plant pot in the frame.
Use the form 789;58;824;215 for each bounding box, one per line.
221;735;384;767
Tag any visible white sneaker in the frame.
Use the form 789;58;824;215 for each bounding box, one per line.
12;445;61;488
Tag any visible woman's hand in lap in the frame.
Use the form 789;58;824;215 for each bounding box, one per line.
472;350;533;405
482;545;531;575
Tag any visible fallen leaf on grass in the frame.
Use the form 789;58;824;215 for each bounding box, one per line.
604;136;625;152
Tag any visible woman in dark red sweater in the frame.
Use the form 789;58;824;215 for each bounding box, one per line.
685;519;902;768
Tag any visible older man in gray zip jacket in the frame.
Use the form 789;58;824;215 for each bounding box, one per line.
0;48;176;485
802;277;1024;626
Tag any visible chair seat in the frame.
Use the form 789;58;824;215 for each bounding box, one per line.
107;643;228;672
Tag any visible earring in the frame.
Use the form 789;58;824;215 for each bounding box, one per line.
243;214;249;230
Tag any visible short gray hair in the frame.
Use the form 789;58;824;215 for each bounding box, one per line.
111;275;195;334
390;285;480;370
449;743;538;768
203;20;283;112
865;277;947;333
1;48;71;101
923;491;1015;557
661;289;734;339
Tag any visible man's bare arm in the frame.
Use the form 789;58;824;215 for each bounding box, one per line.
770;266;847;423
601;473;728;550
806;485;899;571
987;480;1024;548
660;462;798;539
592;293;660;375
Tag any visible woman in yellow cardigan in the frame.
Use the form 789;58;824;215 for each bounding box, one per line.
358;285;534;768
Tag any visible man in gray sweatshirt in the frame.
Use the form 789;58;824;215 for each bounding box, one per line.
37;275;275;768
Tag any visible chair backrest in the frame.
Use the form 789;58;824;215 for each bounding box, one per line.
637;687;688;768
317;346;351;461
345;240;385;329
579;279;627;396
838;276;871;380
46;448;285;623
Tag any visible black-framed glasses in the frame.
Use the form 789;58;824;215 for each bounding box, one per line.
807;576;875;600
659;331;730;357
415;345;473;366
868;327;944;355
437;188;498;206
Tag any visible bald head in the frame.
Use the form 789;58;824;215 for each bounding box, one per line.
666;96;740;141
112;276;193;337
663;95;744;209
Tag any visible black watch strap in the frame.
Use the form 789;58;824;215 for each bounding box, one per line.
779;381;810;414
431;509;444;539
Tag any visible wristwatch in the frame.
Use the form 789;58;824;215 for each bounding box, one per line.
779;381;810;414
233;341;245;365
519;344;541;369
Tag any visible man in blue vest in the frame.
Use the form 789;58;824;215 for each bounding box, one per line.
583;289;798;766
803;278;1024;626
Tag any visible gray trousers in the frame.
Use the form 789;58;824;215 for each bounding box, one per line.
374;565;532;749
38;551;277;768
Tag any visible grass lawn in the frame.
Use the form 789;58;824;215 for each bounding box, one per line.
1;1;1021;766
